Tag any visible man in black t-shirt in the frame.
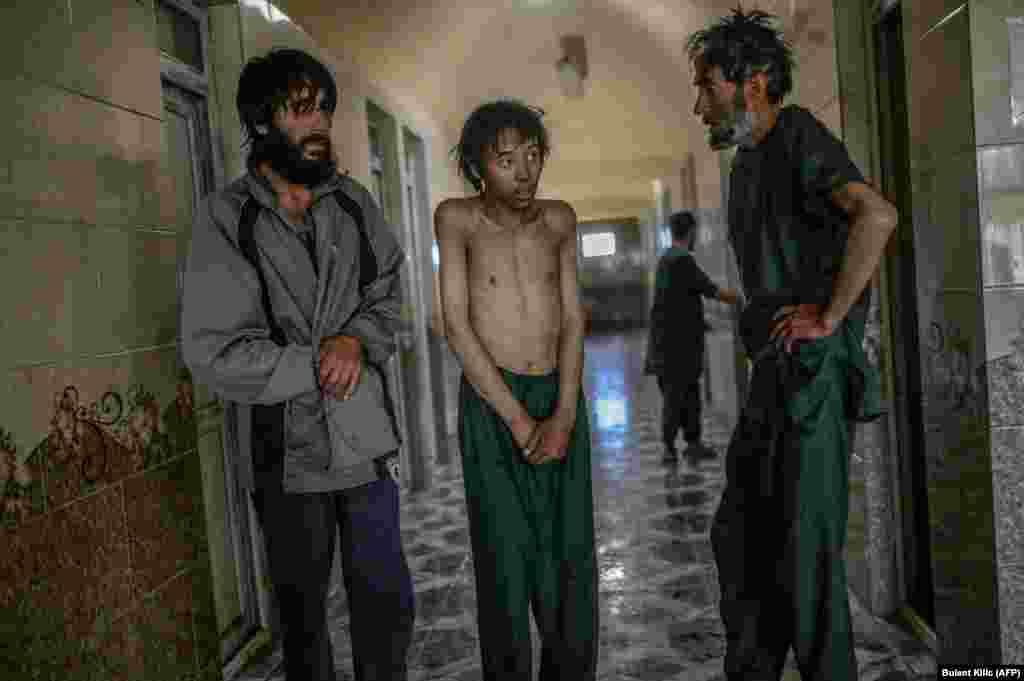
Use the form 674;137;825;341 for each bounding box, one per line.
644;211;739;461
687;9;898;681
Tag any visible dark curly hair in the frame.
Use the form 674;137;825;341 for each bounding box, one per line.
686;6;795;103
668;211;698;242
236;48;338;147
452;99;549;192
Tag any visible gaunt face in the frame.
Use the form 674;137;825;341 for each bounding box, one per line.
272;85;334;162
691;54;756;150
480;127;544;211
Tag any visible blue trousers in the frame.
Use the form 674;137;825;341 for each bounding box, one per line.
251;407;415;681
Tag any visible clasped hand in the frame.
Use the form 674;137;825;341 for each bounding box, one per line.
769;303;837;353
318;335;362;400
511;412;574;465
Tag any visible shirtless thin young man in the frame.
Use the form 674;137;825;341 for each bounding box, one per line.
435;99;598;680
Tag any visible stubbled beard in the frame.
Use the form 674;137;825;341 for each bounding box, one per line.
708;90;757;151
248;126;337;187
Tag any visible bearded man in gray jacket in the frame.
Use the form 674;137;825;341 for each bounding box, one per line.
181;48;414;681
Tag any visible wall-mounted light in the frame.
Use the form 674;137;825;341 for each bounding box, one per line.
556;34;588;98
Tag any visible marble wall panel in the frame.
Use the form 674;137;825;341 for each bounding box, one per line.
971;1;1024;147
984;287;1024;428
998;561;1024;662
991;427;1024;570
978;144;1024;288
123;452;208;600
0;484;135;678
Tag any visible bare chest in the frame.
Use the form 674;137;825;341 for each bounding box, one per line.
466;227;561;292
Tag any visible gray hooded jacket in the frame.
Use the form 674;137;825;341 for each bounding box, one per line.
181;171;405;493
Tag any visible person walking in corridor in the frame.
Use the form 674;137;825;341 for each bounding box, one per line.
644;210;740;462
180;48;414;681
687;8;897;680
435;99;599;680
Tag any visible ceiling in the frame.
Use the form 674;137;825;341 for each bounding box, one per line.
278;0;838;220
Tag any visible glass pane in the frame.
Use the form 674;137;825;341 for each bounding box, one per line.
156;1;204;73
373;170;386;213
164;105;195;230
1011;17;1024;128
581;232;616;258
368;124;383;162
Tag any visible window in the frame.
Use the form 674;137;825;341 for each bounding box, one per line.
368;123;387;213
156;0;204;73
581;232;616;258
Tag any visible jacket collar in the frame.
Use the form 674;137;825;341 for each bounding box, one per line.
241;170;346;212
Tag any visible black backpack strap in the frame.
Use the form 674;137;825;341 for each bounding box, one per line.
332;190;378;292
236;188;377;349
237;196;288;347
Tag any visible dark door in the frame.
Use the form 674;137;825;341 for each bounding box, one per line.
873;3;935;627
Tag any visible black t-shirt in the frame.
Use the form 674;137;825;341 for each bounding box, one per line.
649;247;718;361
728;105;868;318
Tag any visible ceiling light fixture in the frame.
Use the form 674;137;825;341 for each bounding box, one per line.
556;34;588;98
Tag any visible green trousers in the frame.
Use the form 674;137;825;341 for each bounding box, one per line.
710;335;858;681
458;369;598;680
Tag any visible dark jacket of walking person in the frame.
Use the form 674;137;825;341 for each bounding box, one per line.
180;48;414;681
687;8;896;681
644;211;738;458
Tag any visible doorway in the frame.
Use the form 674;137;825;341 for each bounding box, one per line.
873;2;936;627
366;100;437;490
164;78;264;673
160;0;265;670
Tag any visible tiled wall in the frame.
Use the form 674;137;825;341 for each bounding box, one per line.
972;0;1024;662
904;0;1001;662
0;1;219;679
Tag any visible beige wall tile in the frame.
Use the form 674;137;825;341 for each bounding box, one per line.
905;0;970;43
906;7;976;159
0;156;168;230
971;0;1024;147
61;0;162;120
75;227;180;357
0;78;167;228
0;77;145;161
1;0;161;120
6;346;183;469
0;0;70;84
1;220;87;367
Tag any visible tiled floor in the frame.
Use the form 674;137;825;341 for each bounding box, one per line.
234;329;937;681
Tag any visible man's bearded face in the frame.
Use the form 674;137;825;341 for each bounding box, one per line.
252;124;337;187
707;88;757;151
693;58;758;151
252;85;337;187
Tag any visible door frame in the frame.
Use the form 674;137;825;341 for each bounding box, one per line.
870;0;937;631
159;0;266;672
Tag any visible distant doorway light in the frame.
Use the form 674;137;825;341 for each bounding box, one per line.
582;232;615;258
